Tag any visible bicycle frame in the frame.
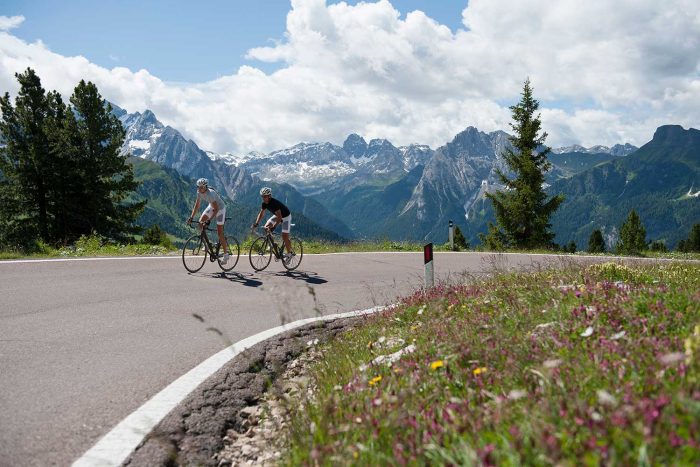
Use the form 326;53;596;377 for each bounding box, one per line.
267;232;285;259
196;221;221;261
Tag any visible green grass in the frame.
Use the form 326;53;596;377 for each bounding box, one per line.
0;234;174;259
3;234;700;261
0;237;457;260
282;262;700;465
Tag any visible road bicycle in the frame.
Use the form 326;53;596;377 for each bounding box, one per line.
182;219;240;273
248;226;303;272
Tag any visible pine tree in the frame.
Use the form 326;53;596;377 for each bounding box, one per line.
453;225;469;250
0;69;52;247
677;223;700;252
616;209;647;256
587;229;606;253
44;90;84;244
68;80;145;241
480;79;564;250
688;223;700;252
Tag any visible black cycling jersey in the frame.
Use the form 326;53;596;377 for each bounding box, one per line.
262;197;290;217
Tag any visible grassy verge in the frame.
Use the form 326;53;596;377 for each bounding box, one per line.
283;262;700;465
2;234;700;260
0;235;173;259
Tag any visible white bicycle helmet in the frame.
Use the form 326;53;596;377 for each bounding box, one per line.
196;178;208;187
259;187;272;196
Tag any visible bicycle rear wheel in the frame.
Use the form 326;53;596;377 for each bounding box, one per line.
282;237;303;271
249;236;272;271
218;236;240;272
182;234;207;273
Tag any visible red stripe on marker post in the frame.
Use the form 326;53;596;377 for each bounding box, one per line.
424;242;433;264
423;243;434;288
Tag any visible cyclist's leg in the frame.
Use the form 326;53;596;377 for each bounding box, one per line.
281;215;292;253
200;205;213;231
263;215;276;231
215;207;228;254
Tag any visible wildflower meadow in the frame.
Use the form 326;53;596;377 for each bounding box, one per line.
283;262;700;465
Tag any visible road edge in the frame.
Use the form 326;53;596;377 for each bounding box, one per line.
72;305;387;467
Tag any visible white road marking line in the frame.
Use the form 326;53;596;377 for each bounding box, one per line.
72;305;388;467
0;256;180;264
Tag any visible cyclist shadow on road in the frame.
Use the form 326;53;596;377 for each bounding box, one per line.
206;272;264;287
272;270;328;285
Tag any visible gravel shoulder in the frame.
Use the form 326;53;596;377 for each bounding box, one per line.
124;316;364;466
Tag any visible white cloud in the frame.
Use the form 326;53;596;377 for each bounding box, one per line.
0;1;698;154
0;15;25;31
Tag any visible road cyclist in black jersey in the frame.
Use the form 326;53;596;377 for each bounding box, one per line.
251;187;294;262
188;178;231;264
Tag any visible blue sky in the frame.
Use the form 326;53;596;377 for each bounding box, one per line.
0;0;698;154
2;0;468;83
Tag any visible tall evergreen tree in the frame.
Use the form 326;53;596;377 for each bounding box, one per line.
68;80;145;241
480;79;564;249
688;223;700;252
44;90;83;243
677;223;700;252
0;69;52;246
616;209;647;256
453;225;469;250
587;229;606;253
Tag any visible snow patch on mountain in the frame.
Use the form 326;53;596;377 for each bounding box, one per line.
552;143;637;156
205;150;266;166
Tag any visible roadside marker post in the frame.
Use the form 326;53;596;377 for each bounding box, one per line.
448;220;454;251
424;242;434;289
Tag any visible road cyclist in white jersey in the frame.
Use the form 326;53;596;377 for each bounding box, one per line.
188;178;231;264
251;186;294;262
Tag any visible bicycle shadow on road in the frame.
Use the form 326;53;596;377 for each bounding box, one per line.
272;270;328;285
206;271;264;287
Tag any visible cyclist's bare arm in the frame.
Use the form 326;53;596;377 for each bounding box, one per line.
189;198;201;223
251;208;265;229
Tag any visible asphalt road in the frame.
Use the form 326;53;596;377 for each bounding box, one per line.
0;251;593;466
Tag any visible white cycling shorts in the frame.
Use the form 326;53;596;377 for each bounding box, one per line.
266;214;292;233
202;205;226;225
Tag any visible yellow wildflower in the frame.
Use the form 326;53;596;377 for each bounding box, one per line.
473;367;488;376
369;375;382;386
430;360;444;370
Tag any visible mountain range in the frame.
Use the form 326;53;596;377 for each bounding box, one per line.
113;104;698;249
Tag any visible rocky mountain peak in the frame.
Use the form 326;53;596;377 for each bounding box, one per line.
367;138;394;151
140;109;160;125
652;125;692;144
447;126;498;158
343;133;368;157
609;143;638;156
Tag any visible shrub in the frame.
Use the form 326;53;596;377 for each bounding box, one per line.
587;229;605;253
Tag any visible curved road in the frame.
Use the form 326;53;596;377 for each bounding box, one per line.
1;251;598;466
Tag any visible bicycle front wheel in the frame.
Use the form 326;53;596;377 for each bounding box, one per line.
182;234;207;273
283;237;304;271
249;236;272;271
218;236;240;272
